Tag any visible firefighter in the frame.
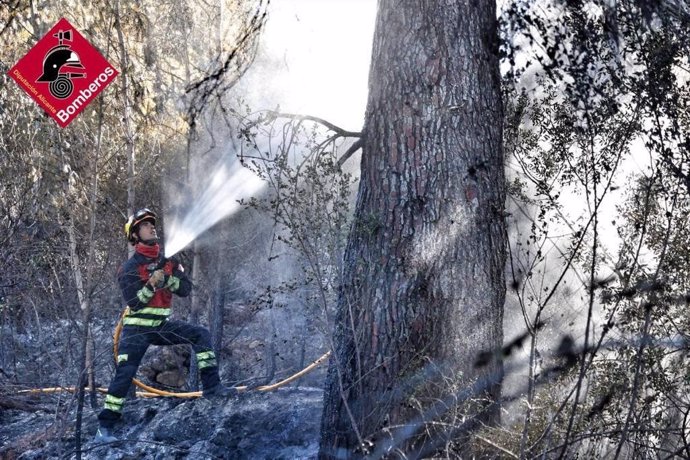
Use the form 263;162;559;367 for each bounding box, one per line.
95;208;236;443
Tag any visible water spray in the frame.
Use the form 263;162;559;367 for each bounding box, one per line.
164;159;265;258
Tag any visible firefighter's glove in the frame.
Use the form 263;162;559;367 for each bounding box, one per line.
147;269;167;289
164;275;181;293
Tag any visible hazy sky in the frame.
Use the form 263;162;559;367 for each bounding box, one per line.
241;0;377;130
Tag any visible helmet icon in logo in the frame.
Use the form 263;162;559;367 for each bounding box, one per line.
36;29;85;99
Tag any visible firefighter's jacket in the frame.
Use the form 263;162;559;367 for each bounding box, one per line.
118;243;191;327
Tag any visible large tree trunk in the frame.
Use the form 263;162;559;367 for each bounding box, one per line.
319;1;505;457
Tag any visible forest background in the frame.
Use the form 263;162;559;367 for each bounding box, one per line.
2;0;690;458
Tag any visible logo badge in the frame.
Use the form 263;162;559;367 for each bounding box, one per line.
8;18;118;128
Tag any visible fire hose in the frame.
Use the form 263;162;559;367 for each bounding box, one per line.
17;308;331;398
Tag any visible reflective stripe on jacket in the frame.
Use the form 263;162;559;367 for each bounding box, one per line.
118;249;191;327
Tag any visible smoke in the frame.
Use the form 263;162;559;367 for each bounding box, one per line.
164;157;265;258
162;2;375;259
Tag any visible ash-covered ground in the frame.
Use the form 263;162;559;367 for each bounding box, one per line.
1;386;323;459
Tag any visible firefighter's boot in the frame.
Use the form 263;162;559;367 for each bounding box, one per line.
94;426;118;444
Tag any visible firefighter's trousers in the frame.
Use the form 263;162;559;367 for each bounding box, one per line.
97;320;220;428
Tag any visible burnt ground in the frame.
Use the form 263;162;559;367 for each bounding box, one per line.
0;386;323;459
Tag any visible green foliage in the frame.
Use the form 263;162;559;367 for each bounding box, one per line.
236;110;355;326
499;0;690;456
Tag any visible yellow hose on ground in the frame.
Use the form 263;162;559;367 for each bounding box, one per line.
16;308;331;398
16;387;161;398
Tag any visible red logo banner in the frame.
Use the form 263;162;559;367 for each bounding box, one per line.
8;18;118;128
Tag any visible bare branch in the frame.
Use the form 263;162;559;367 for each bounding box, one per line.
336;138;363;169
186;0;269;128
266;111;362;139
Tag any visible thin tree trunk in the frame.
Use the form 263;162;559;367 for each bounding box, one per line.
520;329;539;458
115;0;136;253
67;218;88;460
210;272;225;359
69;93;103;457
86;94;107;410
320;1;505;457
181;8;203;388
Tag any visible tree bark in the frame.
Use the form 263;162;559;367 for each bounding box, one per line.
319;1;505;458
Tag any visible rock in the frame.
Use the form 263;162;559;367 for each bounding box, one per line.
139;345;190;389
156;370;186;387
